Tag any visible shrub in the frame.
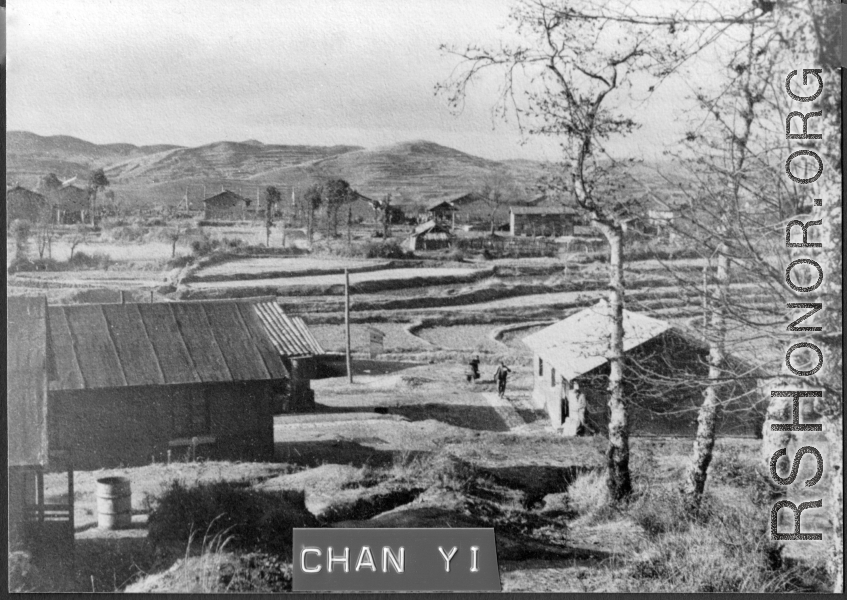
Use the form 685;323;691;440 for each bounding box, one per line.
7;257;37;274
221;237;246;249
67;251;112;270
623;495;828;592
628;487;713;538
146;480;318;557
566;469;610;518
145;218;168;227
106;225;149;242
364;240;412;259
191;237;221;257
166;255;195;269
446;248;465;262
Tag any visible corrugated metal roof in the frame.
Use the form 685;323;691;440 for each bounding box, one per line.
522;300;670;381
252;302;325;357
8;297;49;466
47;302;288;391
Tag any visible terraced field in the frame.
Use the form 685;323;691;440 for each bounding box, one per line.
309;322;431;353
193;256;392;280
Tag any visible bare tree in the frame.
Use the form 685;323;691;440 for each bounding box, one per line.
11;219;32;261
380;193;393;239
87;168;110;226
478;172;525;235
304;183;323;247
264;186;282;247
68;225;86;260
166;224;183;258
439;0;677;501
322;179;352;238
583;1;841;584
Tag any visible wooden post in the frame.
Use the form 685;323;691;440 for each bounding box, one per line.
67;464;74;535
345;268;353;383
150;290;154;303
36;469;45;526
120;290;127;304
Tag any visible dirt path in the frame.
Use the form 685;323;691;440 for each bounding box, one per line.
480;392;527;429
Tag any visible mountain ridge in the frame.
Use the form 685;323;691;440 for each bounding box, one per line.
6;131;554;206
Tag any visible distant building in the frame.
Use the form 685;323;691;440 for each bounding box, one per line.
252;301;326;412
425;199;459;228
509;206;577;237
8;297;75;564
346;192;380;224
52;185;89;224
45;300;292;469
405;219;454;251
522;301;764;437
203;189;252;221
6;186;49;227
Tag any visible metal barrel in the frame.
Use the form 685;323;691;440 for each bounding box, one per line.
96;477;132;530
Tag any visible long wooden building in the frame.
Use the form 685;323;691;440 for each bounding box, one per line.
45;301;292;469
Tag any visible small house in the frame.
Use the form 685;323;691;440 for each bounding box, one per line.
45;300;291;470
203;190;252;221
522;301;764;437
425;199;459;228
6;186;49;227
405;219;454;251
510;206;577;237
347;192;380;224
52;185;89;224
8;297;75;566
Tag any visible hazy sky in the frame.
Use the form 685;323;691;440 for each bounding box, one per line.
7;0;720;161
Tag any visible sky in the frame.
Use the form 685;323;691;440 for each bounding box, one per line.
6;0;725;162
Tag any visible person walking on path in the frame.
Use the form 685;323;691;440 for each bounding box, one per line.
494;361;511;398
468;355;481;382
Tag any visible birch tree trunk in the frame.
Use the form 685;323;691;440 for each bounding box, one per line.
814;180;842;592
684;249;728;502
604;223;631;500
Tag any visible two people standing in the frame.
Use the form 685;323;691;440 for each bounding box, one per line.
466;356;512;399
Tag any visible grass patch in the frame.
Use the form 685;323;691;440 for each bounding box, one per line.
146;480;318;557
622;493;829;592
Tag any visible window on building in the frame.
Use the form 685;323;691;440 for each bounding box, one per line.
538;357;544;376
550;367;556;387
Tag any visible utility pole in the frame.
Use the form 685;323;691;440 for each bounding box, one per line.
345;268;353;383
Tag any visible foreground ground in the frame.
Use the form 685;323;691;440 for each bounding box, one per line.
11;228;830;592
32;361;832;593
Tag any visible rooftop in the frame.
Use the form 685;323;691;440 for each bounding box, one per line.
510;206;577;216
8;297;49;467
253;301;325;357
47;301;289;391
522;301;671;381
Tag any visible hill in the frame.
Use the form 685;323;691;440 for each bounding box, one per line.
104;140;364;184
247;140;554;205
6;132;557;209
5;131;183;185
